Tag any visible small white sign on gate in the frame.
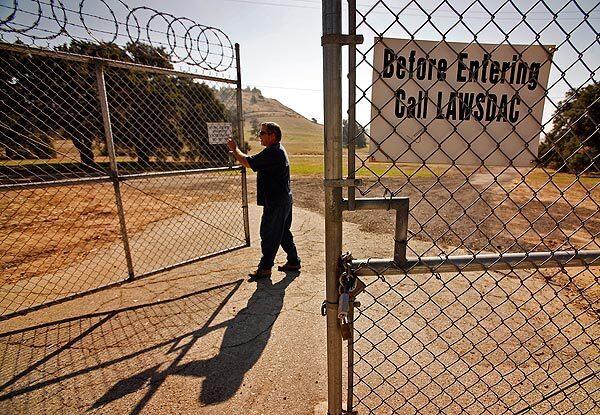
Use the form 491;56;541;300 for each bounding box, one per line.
207;122;232;145
369;38;554;166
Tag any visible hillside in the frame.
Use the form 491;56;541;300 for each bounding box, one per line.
240;88;324;155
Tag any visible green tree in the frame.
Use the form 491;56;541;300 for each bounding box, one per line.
61;40;177;165
249;119;261;138
342;119;367;148
0;44;57;160
0;40;230;167
539;83;599;174
54;41;130;165
179;78;229;165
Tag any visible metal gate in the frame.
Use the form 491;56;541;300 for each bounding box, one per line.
322;0;599;414
0;1;250;319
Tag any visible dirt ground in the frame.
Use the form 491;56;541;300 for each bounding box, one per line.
291;172;600;254
3;169;597;306
0;171;244;287
290;173;600;310
0;201;598;414
0;173;598;414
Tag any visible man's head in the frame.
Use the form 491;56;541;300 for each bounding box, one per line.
258;122;282;147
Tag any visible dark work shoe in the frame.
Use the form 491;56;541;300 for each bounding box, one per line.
248;268;271;280
277;262;301;272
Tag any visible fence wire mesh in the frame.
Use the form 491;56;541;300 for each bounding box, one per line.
0;1;248;319
351;262;599;414
343;0;599;413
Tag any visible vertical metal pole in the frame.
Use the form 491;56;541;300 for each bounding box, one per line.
95;63;135;279
347;0;357;211
347;302;355;411
394;200;409;263
235;43;251;246
323;1;343;414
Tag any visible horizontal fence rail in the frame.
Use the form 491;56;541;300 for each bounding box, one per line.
352;250;600;275
0;166;242;191
0;42;239;84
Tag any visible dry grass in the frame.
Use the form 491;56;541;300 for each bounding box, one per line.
244;117;324;156
241;90;324;155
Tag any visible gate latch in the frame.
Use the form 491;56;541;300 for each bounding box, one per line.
321;34;364;46
323;178;363;188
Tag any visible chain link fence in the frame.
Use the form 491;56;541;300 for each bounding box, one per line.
0;1;249;319
323;0;599;413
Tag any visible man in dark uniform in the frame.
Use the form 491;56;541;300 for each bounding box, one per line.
227;122;301;279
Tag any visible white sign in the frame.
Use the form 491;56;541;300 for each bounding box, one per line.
370;38;553;166
207;122;232;145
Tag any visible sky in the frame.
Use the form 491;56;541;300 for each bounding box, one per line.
1;0;599;126
130;0;599;126
131;0;326;122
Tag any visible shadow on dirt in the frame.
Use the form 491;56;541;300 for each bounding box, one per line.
0;271;299;414
91;270;299;412
178;270;300;404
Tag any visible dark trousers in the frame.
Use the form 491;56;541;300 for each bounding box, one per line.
258;201;299;269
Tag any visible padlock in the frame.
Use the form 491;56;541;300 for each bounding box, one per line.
340;315;352;340
338;292;351;340
338;292;349;318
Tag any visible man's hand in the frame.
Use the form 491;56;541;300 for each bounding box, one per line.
226;138;237;152
226;138;250;168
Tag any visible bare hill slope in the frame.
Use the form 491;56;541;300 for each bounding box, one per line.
241;89;323;155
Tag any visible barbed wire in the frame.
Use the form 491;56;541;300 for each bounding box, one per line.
0;0;235;72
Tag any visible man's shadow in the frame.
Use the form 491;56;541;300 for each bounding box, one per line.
92;270;299;412
179;271;299;403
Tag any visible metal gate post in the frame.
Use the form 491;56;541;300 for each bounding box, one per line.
322;1;344;414
95;63;135;279
235;43;251;246
347;0;357;211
